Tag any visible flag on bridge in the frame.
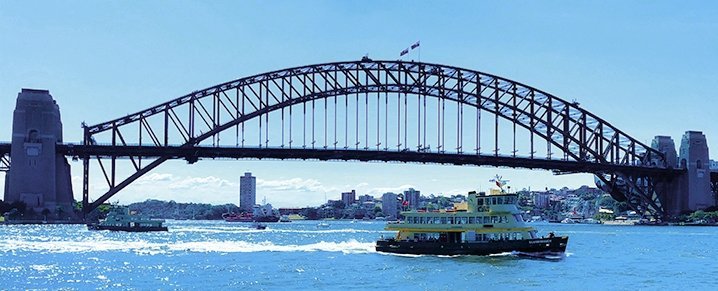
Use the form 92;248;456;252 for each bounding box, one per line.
399;41;420;58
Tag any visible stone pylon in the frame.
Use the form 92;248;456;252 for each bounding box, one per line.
4;89;75;219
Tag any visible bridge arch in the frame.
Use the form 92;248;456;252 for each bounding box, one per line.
80;60;671;217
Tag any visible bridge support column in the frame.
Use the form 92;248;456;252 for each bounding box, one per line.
678;131;714;212
3;89;75;220
651;136;681;217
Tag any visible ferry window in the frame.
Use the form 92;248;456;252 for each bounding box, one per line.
491;197;497;205
441;217;447;224
477;198;484;206
449;217;454;224
461;217;467;224
469;217;475;224
483;216;489;224
491;216;498;223
497;197;504;204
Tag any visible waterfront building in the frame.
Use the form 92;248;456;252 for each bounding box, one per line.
341;190;356;207
404;188;420;210
381;192;398;219
358;194;374;203
532;192;550;209
239;172;256;212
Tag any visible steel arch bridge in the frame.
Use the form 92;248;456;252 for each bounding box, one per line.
74;60;683;218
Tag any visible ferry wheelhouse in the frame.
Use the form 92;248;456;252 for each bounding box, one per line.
376;185;568;256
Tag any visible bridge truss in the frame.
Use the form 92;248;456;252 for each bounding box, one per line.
0;143;9;172
77;60;681;218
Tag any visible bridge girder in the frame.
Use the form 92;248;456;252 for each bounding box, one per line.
0;143;10;172
78;60;675;216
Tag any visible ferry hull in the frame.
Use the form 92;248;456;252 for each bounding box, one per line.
375;236;568;256
87;224;168;232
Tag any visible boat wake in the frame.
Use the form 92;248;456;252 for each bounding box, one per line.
169;239;376;254
512;251;566;261
170;226;386;234
0;239;376;255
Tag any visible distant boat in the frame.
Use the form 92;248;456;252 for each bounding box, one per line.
560;218;576;224
279;215;291;222
251;203;280;222
316;222;330;228
252;222;267;230
87;205;167;232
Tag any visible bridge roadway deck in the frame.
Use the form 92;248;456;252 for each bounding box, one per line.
51;144;681;176
0;142;687;176
0;143;8;155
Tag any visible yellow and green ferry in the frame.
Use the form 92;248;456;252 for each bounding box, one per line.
376;182;568;256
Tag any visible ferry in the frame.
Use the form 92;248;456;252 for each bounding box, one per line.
375;178;568;256
87;205;167;232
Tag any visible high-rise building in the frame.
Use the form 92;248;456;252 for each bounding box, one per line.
341;190;356;206
381;192;398;219
239;172;256;212
404;188;420;210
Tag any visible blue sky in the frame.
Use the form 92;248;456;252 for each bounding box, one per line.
1;1;717;207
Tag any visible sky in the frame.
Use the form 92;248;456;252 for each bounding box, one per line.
1;1;717;207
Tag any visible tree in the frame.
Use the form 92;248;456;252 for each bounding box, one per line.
689;210;707;222
41;208;51;221
56;206;64;220
301;207;319;220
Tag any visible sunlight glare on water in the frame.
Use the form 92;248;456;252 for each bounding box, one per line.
2;221;718;290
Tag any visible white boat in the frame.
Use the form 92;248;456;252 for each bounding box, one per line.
316;222;330;228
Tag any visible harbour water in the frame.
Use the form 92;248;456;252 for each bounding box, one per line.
1;220;717;290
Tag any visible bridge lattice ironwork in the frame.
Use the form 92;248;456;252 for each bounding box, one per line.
76;60;680;218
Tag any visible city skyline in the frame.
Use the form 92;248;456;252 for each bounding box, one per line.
2;2;717;208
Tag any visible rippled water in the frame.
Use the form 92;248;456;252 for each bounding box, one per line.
2;220;717;290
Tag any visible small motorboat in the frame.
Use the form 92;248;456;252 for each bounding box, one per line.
252;222;267;230
316;222;330;228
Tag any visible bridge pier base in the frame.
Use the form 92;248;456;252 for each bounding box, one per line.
649;132;715;218
3;89;76;220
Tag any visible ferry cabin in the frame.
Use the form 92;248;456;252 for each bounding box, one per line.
100;206;165;228
387;191;539;243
